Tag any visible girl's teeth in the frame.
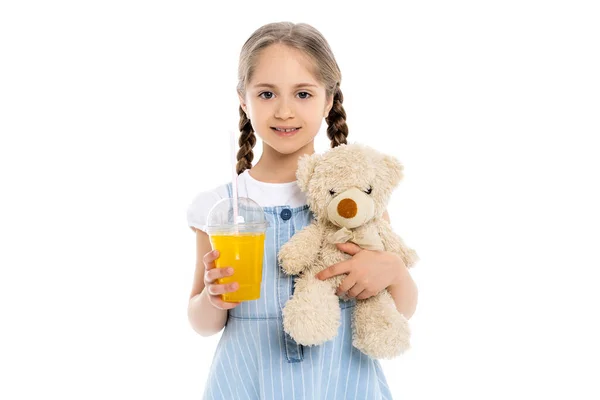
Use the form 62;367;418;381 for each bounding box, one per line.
275;128;297;132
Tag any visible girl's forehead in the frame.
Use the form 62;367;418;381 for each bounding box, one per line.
250;45;321;88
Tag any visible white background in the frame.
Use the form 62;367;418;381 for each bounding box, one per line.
1;0;599;399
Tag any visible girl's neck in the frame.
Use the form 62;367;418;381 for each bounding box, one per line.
249;141;315;183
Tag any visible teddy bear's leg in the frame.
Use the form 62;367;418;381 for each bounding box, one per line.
282;274;341;346
351;290;411;359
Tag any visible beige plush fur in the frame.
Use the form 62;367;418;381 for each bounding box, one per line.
277;143;419;359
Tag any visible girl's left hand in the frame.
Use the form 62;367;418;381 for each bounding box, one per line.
315;242;407;300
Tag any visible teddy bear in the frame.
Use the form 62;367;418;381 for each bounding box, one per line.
277;143;419;359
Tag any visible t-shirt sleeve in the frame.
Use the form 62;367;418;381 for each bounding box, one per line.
186;189;222;233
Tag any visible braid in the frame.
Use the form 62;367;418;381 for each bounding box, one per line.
325;84;348;148
236;105;256;175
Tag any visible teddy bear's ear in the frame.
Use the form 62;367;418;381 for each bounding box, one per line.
382;154;404;187
296;153;321;192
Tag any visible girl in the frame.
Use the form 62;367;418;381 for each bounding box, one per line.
187;22;418;400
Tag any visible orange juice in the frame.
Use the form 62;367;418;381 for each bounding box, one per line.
209;232;266;302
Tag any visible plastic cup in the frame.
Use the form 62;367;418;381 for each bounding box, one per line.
205;197;268;302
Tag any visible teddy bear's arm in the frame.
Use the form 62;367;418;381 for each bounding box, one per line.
277;222;324;275
377;220;420;268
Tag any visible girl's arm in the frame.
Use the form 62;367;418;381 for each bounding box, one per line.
386;261;419;319
382;211;419;319
187;229;237;337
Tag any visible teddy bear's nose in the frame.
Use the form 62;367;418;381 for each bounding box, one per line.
337;198;358;219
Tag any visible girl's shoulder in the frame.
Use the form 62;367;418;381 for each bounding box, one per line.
186;183;229;233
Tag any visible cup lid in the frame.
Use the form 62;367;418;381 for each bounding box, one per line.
206;197;269;234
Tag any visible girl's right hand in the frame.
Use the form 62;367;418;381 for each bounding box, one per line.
203;249;241;310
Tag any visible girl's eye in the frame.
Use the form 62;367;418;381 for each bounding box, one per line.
329;189;336;196
364;187;372;195
258;92;311;100
259;91;274;100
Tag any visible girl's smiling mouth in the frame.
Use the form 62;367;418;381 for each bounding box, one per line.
272;127;300;136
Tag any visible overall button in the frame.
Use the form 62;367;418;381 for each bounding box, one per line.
280;209;292;220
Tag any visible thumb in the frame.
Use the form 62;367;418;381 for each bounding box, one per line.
336;242;362;255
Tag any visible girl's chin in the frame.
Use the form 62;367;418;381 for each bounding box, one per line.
266;141;312;156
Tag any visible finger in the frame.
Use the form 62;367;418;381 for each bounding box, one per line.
211;296;241;310
347;283;365;298
203;249;220;270
356;290;374;300
336;242;362;255
336;275;357;296
316;261;352;280
207;282;239;296
205;267;234;284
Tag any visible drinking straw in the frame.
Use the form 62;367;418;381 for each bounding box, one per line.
229;129;240;234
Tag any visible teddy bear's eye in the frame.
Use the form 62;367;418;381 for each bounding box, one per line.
329;189;336;196
364;187;372;195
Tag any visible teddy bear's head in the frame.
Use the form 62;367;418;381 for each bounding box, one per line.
296;143;404;228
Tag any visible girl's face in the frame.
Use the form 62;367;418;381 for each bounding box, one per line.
239;44;333;156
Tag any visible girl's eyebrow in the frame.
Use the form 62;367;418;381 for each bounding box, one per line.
252;83;318;89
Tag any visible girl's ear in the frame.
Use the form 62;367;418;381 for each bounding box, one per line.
382;154;404;187
297;153;321;192
324;95;334;117
238;93;247;114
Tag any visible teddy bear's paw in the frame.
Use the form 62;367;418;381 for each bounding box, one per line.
405;248;420;268
352;301;411;359
282;288;340;346
278;242;305;275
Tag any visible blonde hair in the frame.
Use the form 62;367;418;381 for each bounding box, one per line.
236;22;349;175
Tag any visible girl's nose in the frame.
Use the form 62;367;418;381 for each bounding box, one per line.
275;100;294;119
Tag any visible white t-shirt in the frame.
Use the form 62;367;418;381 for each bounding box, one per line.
186;170;307;232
